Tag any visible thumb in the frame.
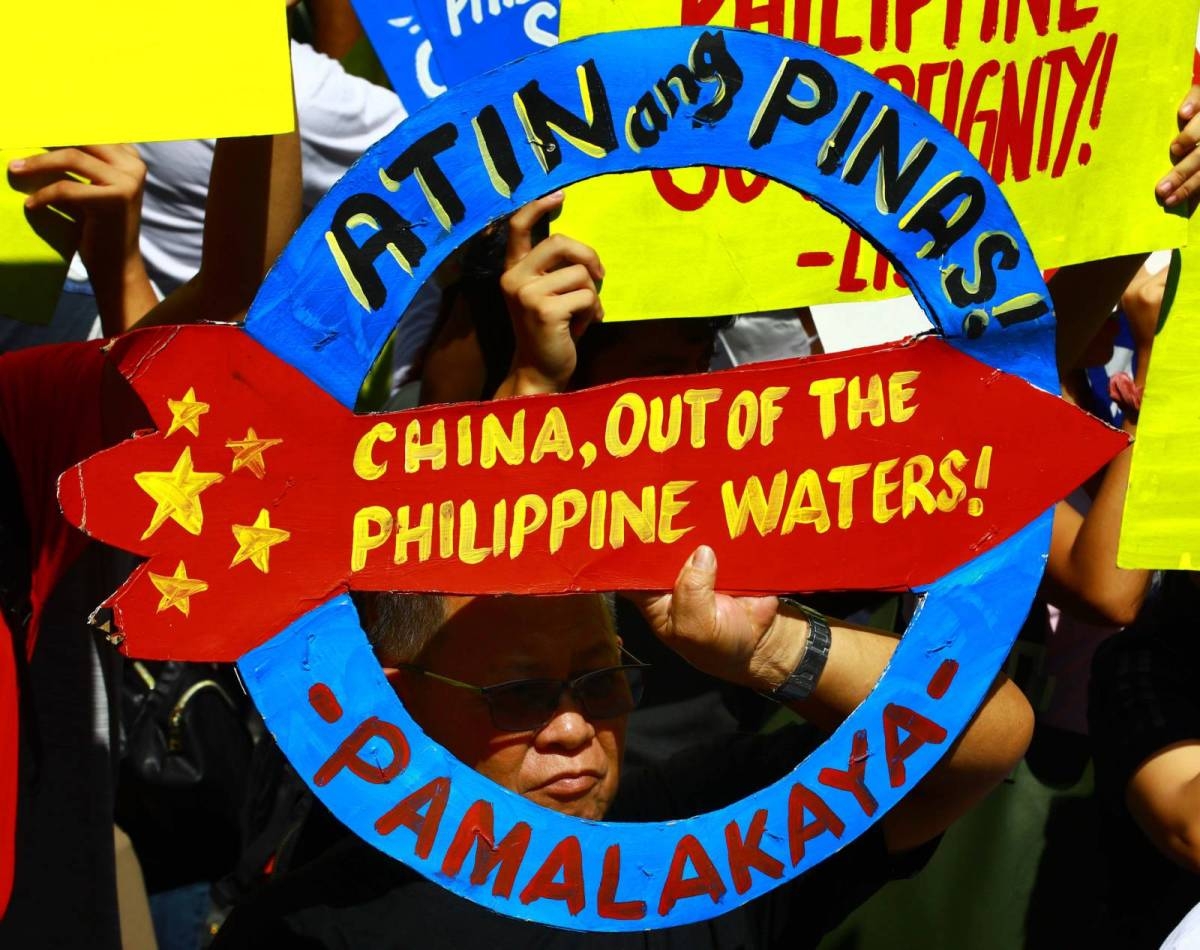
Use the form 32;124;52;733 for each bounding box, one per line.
669;545;718;637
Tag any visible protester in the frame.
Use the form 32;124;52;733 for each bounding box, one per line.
213;573;1032;947
1090;573;1200;949
0;108;300;950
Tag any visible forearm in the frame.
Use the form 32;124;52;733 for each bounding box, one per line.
93;253;159;336
762;607;1031;852
1051;254;1147;376
196;128;303;321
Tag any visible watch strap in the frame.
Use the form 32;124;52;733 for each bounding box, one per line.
768;601;831;704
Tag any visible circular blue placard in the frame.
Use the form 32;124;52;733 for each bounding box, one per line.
239;26;1055;931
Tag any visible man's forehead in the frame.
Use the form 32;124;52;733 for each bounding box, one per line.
436;593;616;660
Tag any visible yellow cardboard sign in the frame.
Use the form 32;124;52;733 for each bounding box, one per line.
1119;246;1200;570
558;0;1195;318
0;149;74;326
0;2;293;145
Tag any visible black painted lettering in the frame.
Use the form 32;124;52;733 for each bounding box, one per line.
899;172;986;260
326;194;426;312
941;231;1019;306
472;105;524;199
690;30;744;127
380;123;465;232
513;59;618;172
749;59;838;149
840;107;937;214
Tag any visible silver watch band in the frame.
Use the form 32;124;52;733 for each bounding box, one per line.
768;601;832;704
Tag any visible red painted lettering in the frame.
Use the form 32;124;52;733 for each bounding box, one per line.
725;809;785;894
597;843;647;921
883;703;949;787
818;0;863;55
991;59;1042;183
724;168;770;203
1059;0;1099;31
735;0;785;33
658;834;727;916
818;729;879;817
787;782;845;864
374;776;450;859
313;716;410;787
680;0;726;25
519;836;586;916
652;166;720;211
441;800;532;899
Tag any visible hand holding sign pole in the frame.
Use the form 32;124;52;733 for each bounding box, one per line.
60;28;1125;930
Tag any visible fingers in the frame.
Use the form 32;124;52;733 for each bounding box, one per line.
1161;92;1200;209
1179;84;1200;126
512;263;603;324
22;179;101;214
666;545;719;641
8;146;146;206
505;191;565;268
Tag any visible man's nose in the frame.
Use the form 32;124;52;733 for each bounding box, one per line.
534;689;596;749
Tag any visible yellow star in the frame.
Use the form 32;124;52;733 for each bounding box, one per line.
134;447;224;540
225;427;284;479
165;387;210;438
231;509;291;574
148;560;209;617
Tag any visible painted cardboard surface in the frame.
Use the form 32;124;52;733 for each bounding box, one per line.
60;28;1122;930
351;0;449;110
409;0;559;85
0;2;294;144
60;324;1124;662
555;1;1195;319
1119;246;1200;569
0;149;73;326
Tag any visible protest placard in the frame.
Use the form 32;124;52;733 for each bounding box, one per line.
1119;246;1200;569
0;1;293;144
60;27;1125;931
556;0;1196;319
351;0;449;111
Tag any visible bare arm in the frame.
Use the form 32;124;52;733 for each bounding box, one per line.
1043;265;1164;625
631;545;1033;855
1126;742;1200;873
133;80;302;329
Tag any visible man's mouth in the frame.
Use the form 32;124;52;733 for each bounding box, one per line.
535;772;602;799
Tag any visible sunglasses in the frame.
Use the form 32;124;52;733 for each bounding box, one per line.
398;651;649;733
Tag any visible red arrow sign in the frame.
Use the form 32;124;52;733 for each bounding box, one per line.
58;324;1127;662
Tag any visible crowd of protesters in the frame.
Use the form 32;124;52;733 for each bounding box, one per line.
2;2;1200;948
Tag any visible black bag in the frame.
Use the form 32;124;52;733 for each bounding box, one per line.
117;660;257;893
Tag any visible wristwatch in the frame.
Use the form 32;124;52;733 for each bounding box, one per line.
767;600;832;704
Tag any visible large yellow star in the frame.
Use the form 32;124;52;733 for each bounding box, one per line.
165;387;210;438
134;447;224;540
231;509;291;573
225;427;284;479
149;560;209;617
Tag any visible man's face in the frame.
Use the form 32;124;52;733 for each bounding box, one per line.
389;594;625;820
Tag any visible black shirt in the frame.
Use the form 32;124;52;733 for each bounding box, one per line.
1090;573;1200;948
214;726;933;949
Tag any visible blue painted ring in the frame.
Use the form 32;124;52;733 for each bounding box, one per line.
240;26;1054;931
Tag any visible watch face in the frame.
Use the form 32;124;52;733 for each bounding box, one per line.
64;26;1089;934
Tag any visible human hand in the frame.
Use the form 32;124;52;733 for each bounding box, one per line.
8;145;147;287
498;192;605;395
626;545;807;693
1156;85;1200;210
